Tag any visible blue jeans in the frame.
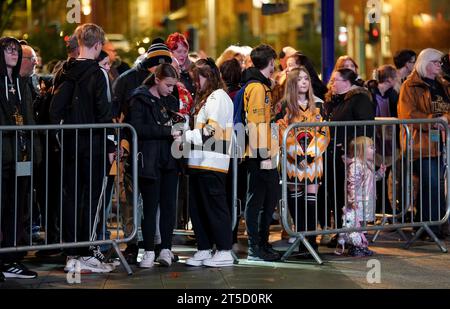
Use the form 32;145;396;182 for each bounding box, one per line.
413;157;446;232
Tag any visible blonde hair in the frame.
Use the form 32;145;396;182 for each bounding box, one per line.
284;67;316;121
414;48;444;78
75;23;105;48
216;45;244;68
348;136;374;160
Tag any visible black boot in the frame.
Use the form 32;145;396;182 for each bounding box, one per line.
123;243;139;265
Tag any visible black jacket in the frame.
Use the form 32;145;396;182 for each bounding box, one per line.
325;86;375;146
112;64;151;118
128;86;179;180
0;37;41;166
50;58;111;125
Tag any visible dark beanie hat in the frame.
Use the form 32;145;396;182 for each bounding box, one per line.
142;38;172;69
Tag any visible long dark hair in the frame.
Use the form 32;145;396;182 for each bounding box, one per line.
288;52;327;99
336;68;358;85
191;57;226;115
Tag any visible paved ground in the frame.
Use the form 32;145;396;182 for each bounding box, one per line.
1;227;449;289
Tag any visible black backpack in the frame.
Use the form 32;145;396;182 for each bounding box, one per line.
50;65;98;125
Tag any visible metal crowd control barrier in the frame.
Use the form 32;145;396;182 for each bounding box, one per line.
280;119;450;265
0;123;138;275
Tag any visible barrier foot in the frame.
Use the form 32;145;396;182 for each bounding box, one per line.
231;251;240;265
398;229;409;241
404;226;423;249
423;225;448;253
281;237;300;261
281;235;323;265
112;241;133;275
301;238;323;265
372;217;388;243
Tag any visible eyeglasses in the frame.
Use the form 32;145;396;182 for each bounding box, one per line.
4;46;19;55
430;60;442;66
23;56;37;62
333;78;346;82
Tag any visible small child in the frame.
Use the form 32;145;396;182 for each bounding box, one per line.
336;136;385;257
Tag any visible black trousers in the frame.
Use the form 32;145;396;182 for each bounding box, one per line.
321;147;345;229
244;160;280;247
189;171;232;251
37;145;61;244
0;167;30;263
139;169;178;251
62;149;106;256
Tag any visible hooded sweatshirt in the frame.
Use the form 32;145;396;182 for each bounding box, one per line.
241;67;278;162
0;37;24;125
50;58;111;125
0;37;39;165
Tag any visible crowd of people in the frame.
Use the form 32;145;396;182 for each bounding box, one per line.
1;22;449;281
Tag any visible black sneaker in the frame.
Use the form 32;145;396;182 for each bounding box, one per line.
123;244;139;265
1;262;38;279
247;245;280;262
90;246;120;267
260;243;281;260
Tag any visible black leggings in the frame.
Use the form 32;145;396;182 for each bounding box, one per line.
139;169;178;251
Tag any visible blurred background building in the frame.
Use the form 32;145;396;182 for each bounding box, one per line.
1;0;449;78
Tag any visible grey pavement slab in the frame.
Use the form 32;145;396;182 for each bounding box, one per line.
1;231;449;289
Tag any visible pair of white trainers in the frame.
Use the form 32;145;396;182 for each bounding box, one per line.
185;250;234;267
64;256;115;273
139;249;174;268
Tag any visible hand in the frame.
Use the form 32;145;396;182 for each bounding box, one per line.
173;135;182;143
116;146;125;160
203;124;215;137
108;152;115;164
378;163;386;176
171;130;182;139
433;116;448;130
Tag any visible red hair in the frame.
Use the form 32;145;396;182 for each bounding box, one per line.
166;32;189;51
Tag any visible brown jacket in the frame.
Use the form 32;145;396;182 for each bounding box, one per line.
398;70;450;159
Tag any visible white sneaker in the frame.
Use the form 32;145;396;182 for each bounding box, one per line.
64;256;79;272
202;250;234;267
139;251;155;268
288;237;297;244
185;250;212;267
78;256;114;273
156;249;174;267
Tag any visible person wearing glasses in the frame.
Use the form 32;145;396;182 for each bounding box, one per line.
398;48;450;239
0;37;41;279
322;68;375;246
